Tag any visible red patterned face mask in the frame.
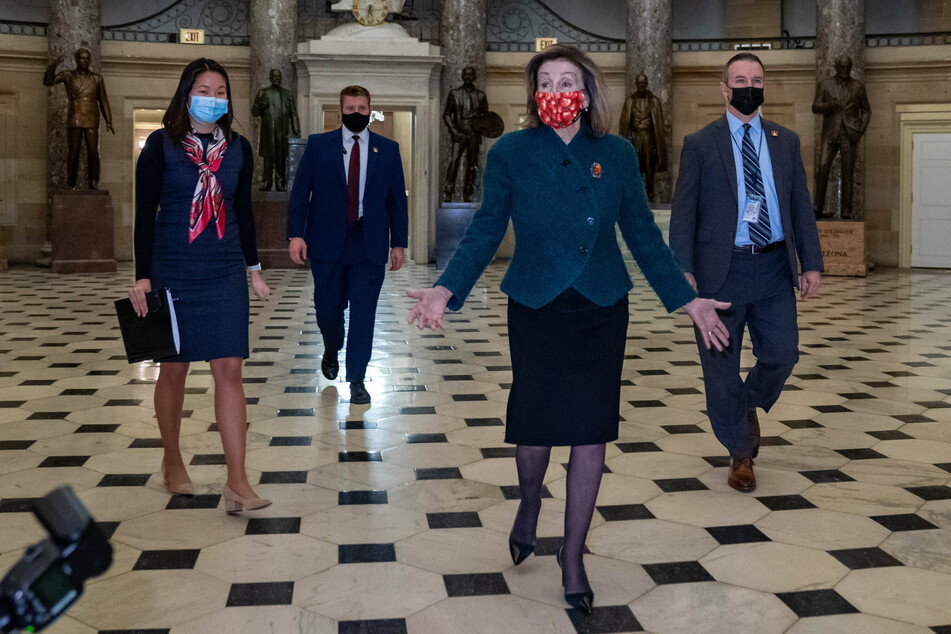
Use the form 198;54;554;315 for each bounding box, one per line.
534;90;585;129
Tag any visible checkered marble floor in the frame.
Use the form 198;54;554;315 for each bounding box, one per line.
1;262;950;634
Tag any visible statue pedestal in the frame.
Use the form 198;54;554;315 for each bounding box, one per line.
436;202;486;269
816;220;866;276
253;191;303;270
51;190;116;274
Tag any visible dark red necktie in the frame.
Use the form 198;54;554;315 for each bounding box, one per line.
347;135;360;225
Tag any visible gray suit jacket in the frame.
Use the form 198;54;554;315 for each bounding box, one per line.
669;115;823;295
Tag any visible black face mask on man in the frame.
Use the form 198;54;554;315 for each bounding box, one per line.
341;111;370;133
728;86;764;116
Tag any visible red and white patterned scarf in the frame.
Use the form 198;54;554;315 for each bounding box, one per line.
182;127;228;243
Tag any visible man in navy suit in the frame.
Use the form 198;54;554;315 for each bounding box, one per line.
670;53;823;492
287;85;408;405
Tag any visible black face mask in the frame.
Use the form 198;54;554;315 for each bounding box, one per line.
728;86;764;116
341;111;370;133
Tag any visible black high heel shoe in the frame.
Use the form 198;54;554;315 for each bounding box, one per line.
508;533;535;566
557;545;594;614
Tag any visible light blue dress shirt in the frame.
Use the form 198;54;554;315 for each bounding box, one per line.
342;125;369;219
726;111;783;245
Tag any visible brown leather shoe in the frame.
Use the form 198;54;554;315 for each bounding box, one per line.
749;407;761;459
728;457;756;492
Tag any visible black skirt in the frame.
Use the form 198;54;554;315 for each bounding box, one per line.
505;287;628;446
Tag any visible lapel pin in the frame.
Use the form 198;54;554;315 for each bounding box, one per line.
590;162;602;178
373;147;378;153
771;131;778;137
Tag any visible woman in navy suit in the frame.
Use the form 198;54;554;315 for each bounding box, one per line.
408;45;730;613
129;59;271;514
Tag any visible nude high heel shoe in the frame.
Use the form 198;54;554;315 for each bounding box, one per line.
223;486;272;514
161;463;193;496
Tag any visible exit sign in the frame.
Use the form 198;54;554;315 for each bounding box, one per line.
180;29;205;44
535;38;557;51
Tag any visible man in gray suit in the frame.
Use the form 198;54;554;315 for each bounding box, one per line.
670;52;823;492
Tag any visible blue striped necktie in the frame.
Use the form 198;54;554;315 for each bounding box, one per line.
742;123;771;248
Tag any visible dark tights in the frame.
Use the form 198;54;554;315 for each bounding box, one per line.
512;443;606;593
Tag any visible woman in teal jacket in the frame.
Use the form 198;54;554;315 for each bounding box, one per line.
408;45;730;614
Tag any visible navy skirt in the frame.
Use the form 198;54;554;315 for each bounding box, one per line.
505;287;628;446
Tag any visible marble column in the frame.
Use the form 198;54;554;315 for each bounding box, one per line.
439;0;486;202
44;0;101;262
249;0;298;188
625;0;672;204
815;0;866;220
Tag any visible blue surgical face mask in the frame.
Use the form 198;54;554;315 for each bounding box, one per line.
188;94;229;124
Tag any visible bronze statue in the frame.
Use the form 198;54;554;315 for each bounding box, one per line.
251;69;301;192
443;66;490;202
43;48;114;190
619;73;667;203
812;56;871;219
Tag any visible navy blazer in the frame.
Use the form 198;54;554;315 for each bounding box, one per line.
669;115;823;295
286;128;408;265
437;124;696;313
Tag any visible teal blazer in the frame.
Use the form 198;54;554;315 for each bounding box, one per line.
437;123;696;313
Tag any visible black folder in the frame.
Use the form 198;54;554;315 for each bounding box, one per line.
114;289;181;363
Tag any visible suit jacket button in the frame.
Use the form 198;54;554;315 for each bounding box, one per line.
581;186;589;192
586;217;595;225
563;159;571;166
579;246;588;254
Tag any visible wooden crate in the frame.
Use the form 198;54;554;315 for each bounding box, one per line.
816;220;866;276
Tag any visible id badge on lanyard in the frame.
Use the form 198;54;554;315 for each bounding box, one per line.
743;195;765;224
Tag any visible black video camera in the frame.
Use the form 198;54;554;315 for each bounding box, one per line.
0;486;113;633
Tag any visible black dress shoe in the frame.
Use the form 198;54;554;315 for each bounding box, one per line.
556;545;594;615
321;350;339;380
350;381;370;405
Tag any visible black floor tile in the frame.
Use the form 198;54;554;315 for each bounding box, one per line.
481;447;516;459
757;495;817;511
702;455;731;468
407;433;448;443
269;436;312;446
98;629;170;634
931;626;951;634
776;589;858;617
705;524;771;545
0;440;35;450
871;514;939;531
642;561;713;584
399;406;436;415
629;400;666;408
246;517;301;535
452;394;487;401
415;467;463;480
97;473;151;487
500;484;553;500
133;549;201;570
339;421;378;430
800;469;855;483
0;498;38;513
166;494;220;510
338;490;388;505
835;448;888;460
828;547;903;570
190;454;227;465
427;511;482;529
615;442;661;453
779;419;822;429
259;470;309;484
893;414;936;424
566;605;643;633
338;543;396;564
28;411;70;420
812;405;852;414
867;430;913;441
225;581;295;607
653;477;708;492
597;504;654;521
338;619;407;634
339;451;382;462
38;455;89;468
75;424;121;433
104;399;142;407
661;424;704;434
465;417;504;427
277;408;315;417
443;572;510;597
906;485;951;501
129;438;164;448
